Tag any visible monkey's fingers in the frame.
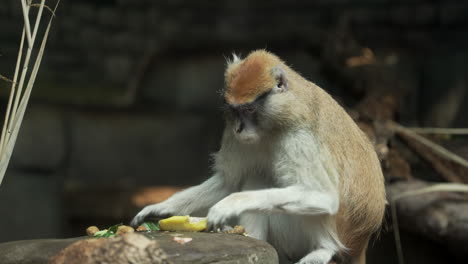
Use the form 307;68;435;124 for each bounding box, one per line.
130;207;156;227
207;223;234;233
206;206;231;232
206;221;223;233
131;209;172;228
206;217;229;233
130;214;146;228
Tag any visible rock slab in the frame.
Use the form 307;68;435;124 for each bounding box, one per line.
0;232;278;264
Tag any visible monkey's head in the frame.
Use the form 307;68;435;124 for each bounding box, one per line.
223;50;297;144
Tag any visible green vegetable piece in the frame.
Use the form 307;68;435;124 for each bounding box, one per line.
103;232;116;238
108;223;122;233
94;230;108;237
142;221;160;231
93;223;122;238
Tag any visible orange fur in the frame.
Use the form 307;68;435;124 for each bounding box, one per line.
225;51;280;105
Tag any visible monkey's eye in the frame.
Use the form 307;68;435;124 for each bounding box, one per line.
244;105;256;114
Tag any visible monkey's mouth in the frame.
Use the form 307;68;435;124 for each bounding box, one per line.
235;126;260;144
233;107;260;144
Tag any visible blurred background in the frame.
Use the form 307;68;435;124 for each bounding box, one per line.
1;0;467;263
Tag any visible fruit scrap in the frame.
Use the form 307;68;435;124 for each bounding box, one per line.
86;226;100;236
85;223;131;238
136;225;147;232
225;225;246;235
159;216;207;232
173;237;193;245
116;225;134;235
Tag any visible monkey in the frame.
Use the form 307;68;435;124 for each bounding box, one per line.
131;50;386;264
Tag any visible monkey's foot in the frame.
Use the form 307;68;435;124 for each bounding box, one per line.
295;249;334;264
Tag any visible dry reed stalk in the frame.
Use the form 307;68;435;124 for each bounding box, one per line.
0;0;60;185
20;0;33;47
8;0;46;129
0;30;25;154
9;0;39;135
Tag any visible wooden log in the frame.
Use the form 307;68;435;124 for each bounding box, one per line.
387;180;468;256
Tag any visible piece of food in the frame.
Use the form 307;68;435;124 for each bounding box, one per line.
92;223;122;238
159;216;207;232
172;237;193;245
116;225;134;235
86;226;100;236
136;225;147;232
225;225;246;235
93;229;111;237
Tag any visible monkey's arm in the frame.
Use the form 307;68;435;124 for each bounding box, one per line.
207;186;338;229
131;174;231;227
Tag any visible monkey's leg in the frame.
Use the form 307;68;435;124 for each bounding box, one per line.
239;213;269;240
206;186;338;230
350;239;368;264
131;174;231;226
295;248;334;264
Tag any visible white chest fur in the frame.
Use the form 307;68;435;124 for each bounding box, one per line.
215;129;343;261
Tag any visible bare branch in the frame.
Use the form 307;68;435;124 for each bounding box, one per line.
389;121;468;183
0;74;14;84
408;127;468;135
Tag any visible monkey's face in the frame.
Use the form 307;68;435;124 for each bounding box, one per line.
223;80;290;144
223;63;289;144
223;50;293;144
223;91;270;144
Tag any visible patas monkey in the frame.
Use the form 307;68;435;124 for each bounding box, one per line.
131;50;386;264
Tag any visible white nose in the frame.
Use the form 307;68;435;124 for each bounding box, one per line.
233;115;259;144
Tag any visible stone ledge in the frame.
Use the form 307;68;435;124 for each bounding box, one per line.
0;232;278;264
0;237;80;264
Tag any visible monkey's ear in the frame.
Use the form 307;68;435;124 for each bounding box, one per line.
226;53;241;66
271;66;288;93
232;53;240;63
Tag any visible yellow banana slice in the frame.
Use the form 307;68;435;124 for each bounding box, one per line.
159;216;207;232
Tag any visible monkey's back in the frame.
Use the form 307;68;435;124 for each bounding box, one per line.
300;81;386;257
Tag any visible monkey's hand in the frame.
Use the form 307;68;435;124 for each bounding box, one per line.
130;203;172;227
206;204;233;231
206;192;249;231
